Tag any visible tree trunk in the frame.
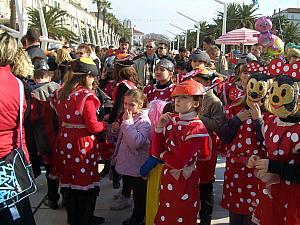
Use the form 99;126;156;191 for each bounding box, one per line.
102;9;106;34
9;0;17;30
97;2;101;28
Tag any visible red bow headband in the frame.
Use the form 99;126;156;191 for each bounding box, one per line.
246;61;270;75
269;59;300;79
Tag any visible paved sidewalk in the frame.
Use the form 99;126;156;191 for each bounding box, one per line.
31;158;229;225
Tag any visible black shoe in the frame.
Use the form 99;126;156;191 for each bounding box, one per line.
90;216;105;225
113;181;120;189
43;197;58;210
122;217;144;225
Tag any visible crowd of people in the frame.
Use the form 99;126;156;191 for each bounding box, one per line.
0;26;300;225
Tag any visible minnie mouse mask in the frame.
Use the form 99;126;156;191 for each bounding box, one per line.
268;59;300;117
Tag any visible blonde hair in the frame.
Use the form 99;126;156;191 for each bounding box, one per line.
124;89;147;106
287;48;300;60
11;48;34;78
56;48;72;64
0;31;18;66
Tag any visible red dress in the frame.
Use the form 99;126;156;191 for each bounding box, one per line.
221;105;266;215
253;115;300;225
143;83;175;102
50;86;107;190
151;113;211;225
220;76;244;105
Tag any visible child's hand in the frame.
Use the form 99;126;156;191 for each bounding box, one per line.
123;109;133;121
236;109;251;122
112;122;120;132
255;159;269;173
248;101;262;120
246;155;259;168
157;112;174;128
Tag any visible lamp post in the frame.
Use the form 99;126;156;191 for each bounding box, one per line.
170;23;187;49
176;11;200;49
214;0;227;54
166;30;179;50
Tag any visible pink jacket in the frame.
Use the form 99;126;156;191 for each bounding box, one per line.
115;109;151;177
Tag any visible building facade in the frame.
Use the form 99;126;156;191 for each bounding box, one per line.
274;8;300;25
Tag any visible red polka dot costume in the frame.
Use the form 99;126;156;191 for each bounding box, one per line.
220;76;244;105
221;105;266;215
112;80;136;102
50;86;107;190
103;80;114;99
151;113;211;225
143;83;175;102
252;114;300;225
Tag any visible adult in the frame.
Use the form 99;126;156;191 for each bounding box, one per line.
115;37;131;56
174;47;188;71
206;45;228;73
287;48;300;64
202;36;215;51
0;31;36;225
25;28;47;70
133;40;159;86
156;42;176;66
250;43;263;60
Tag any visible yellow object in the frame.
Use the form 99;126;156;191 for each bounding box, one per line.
267;36;284;56
145;164;163;225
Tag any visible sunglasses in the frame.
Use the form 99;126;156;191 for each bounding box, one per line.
158;47;166;50
146;46;154;49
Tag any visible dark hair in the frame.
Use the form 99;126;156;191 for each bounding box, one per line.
59;72;88;100
119;37;130;44
117;67;141;88
21;36;26;48
253;43;263;47
26;28;41;43
159;42;168;48
163;102;175;113
179;47;187;53
95;46;101;54
34;69;52;80
203;36;215;45
77;43;91;56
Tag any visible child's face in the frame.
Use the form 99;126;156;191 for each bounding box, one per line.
85;75;95;90
155;67;171;82
174;95;199;114
191;60;205;69
124;96;142;114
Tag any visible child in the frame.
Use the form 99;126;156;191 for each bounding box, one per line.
184;67;224;225
113;89;151;225
31;69;60;209
108;63;140;189
247;59;300;225
218;69;270;225
143;59;175;102
50;57;108;225
141;79;211;225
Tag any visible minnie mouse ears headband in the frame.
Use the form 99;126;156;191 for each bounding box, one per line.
246;59;300;80
269;59;300;79
246;61;270;75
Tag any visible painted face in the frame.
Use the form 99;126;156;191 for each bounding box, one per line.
124;95;143;114
174;95;198;114
269;76;299;117
246;73;268;105
155;66;171;82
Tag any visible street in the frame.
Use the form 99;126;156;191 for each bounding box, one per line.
30;158;229;225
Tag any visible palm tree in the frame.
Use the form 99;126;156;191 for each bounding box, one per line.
9;0;17;30
215;2;239;32
236;3;260;28
271;14;289;39
92;0;112;32
27;6;77;40
282;22;300;44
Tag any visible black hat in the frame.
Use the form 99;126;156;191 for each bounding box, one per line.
189;49;210;63
156;59;175;72
71;57;98;76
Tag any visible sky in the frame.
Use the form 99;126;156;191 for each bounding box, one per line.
100;0;299;38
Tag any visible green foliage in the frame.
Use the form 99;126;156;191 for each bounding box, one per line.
27;6;77;41
282;22;300;44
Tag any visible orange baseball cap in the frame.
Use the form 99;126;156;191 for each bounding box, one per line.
171;79;206;97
